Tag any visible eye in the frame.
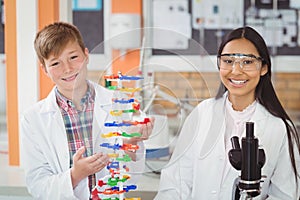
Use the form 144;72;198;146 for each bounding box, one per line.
221;57;234;65
50;61;60;67
70;55;79;60
242;59;254;65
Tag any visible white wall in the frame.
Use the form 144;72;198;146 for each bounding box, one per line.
16;0;38;115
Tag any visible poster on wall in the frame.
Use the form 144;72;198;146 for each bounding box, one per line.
192;0;243;29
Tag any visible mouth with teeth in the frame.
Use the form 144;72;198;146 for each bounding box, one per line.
62;73;78;82
230;79;248;86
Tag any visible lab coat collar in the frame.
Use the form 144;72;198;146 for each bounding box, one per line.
40;87;60;114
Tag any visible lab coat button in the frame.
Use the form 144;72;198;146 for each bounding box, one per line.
211;190;217;194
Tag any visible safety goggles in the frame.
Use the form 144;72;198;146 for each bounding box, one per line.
217;53;264;71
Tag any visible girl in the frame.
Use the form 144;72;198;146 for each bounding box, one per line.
155;26;300;199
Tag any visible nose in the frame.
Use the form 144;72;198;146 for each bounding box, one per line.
63;60;74;72
231;60;243;74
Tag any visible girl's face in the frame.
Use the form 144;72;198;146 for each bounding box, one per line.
43;41;89;99
219;38;268;107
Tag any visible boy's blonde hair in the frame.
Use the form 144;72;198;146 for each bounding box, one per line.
34;22;86;67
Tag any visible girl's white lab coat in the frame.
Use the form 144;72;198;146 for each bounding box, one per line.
155;94;300;200
20;81;145;200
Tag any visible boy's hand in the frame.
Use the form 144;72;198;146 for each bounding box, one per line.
70;146;109;188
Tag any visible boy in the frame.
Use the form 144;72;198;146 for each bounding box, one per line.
20;22;153;200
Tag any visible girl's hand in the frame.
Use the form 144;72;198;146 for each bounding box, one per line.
125;116;155;145
123;117;155;161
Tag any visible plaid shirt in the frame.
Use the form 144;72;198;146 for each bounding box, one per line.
55;83;96;192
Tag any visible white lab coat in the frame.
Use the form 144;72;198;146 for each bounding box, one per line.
155;94;300;200
20;81;145;200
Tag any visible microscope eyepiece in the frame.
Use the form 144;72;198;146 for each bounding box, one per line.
246;122;254;138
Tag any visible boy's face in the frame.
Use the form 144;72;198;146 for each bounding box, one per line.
43;41;89;99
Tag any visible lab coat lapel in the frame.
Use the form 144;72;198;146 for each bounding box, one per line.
196;97;227;194
42;89;70;171
199;96;226;159
250;103;268;138
52;110;70;170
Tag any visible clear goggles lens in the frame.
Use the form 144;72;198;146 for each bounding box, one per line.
217;53;263;71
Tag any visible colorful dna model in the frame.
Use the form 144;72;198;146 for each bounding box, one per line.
91;72;147;200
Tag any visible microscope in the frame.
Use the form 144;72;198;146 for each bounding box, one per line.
228;122;266;200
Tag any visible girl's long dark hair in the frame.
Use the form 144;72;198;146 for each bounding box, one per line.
216;26;300;184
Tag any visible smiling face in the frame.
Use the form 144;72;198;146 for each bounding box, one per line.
43;41;89;100
219;38;268;110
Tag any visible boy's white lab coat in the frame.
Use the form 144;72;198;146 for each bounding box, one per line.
20;81;145;200
155;95;299;200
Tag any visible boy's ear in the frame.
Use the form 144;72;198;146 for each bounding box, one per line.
84;48;89;64
40;64;49;76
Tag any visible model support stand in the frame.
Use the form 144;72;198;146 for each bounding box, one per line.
91;72;147;200
228;122;266;200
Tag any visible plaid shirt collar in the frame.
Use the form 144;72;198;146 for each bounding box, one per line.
55;81;95;112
